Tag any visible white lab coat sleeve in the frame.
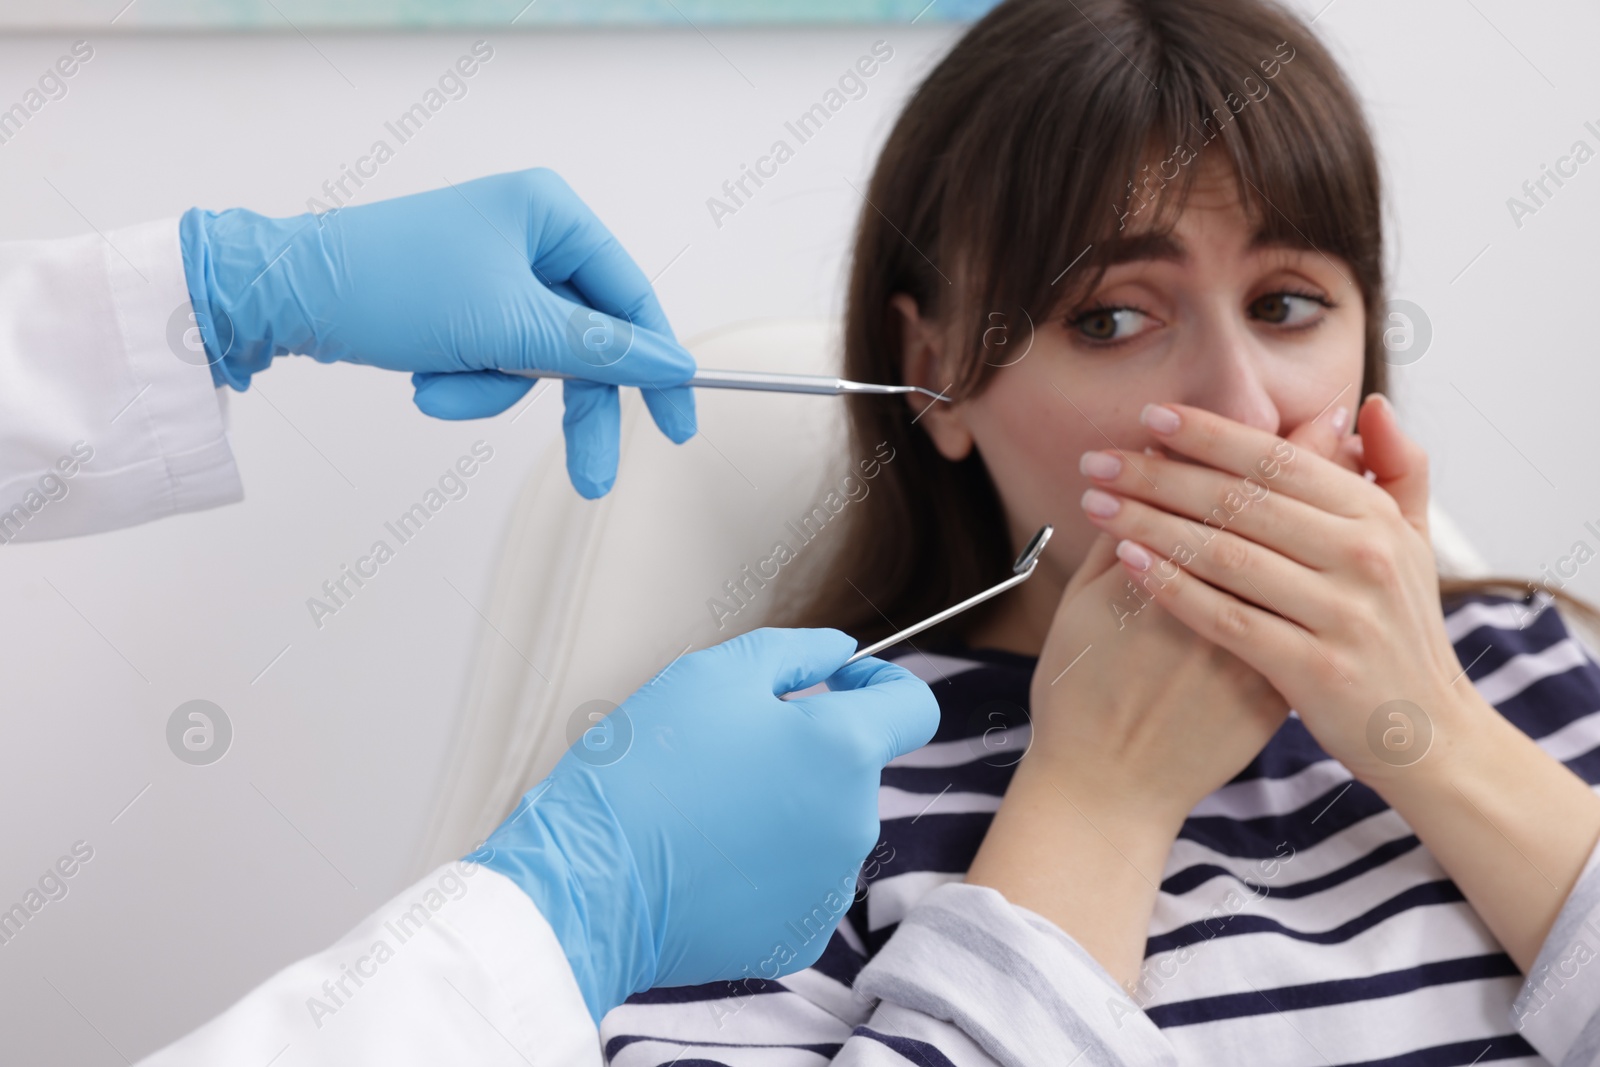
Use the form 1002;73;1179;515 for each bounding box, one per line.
136;861;602;1067
0;218;242;542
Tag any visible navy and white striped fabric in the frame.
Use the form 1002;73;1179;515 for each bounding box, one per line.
601;593;1600;1066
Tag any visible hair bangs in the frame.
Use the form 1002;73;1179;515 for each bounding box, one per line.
919;0;1381;402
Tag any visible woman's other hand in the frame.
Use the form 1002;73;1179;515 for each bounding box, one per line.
965;529;1288;993
1025;527;1289;840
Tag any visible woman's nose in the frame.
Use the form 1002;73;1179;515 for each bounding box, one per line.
1180;333;1280;435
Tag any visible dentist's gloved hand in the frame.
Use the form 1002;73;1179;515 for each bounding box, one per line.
470;627;939;1022
177;168;695;498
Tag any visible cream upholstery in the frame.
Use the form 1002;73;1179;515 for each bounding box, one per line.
413;319;858;872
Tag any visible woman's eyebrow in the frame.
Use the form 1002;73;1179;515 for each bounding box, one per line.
1247;231;1312;255
1100;232;1186;266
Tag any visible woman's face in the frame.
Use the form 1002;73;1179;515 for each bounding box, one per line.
896;166;1367;649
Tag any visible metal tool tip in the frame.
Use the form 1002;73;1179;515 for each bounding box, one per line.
1013;525;1053;574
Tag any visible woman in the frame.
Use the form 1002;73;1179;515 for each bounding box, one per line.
602;0;1600;1062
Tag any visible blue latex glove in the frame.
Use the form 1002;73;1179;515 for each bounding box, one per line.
469;627;939;1022
177;168;695;498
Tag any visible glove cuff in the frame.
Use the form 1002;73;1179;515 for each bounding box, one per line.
473;771;658;1022
177;206;325;391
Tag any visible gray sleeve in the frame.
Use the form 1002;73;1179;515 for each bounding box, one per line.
850;882;1177;1067
1511;835;1600;1065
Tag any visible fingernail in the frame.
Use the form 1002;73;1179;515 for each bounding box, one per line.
1080;488;1122;518
1139;403;1180;434
1331;406;1350;434
1079;450;1122;479
1115;539;1153;571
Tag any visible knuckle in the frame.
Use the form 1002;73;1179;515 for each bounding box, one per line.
521;167;577;208
1347;539;1398;583
1214;599;1254;640
1363;487;1403;523
1210;534;1253;575
1195;416;1227;448
523;166;562;191
1326;598;1363;637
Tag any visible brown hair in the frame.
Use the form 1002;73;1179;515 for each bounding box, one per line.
772;0;1600;645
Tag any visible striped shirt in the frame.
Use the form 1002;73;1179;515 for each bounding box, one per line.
601;593;1600;1066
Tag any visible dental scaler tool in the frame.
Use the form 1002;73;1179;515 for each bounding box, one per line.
844;524;1054;665
500;366;951;401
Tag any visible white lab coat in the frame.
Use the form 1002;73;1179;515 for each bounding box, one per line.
0;219;240;541
139;860;601;1067
0;220;601;1064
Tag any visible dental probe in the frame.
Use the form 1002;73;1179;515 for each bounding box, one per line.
499;366;951;401
844;524;1054;666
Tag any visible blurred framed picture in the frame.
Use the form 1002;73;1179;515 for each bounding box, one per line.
0;0;1001;29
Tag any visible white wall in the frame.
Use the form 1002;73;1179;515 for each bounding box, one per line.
0;4;1595;1061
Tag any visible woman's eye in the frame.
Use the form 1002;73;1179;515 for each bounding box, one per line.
1071;307;1151;342
1250;292;1327;326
